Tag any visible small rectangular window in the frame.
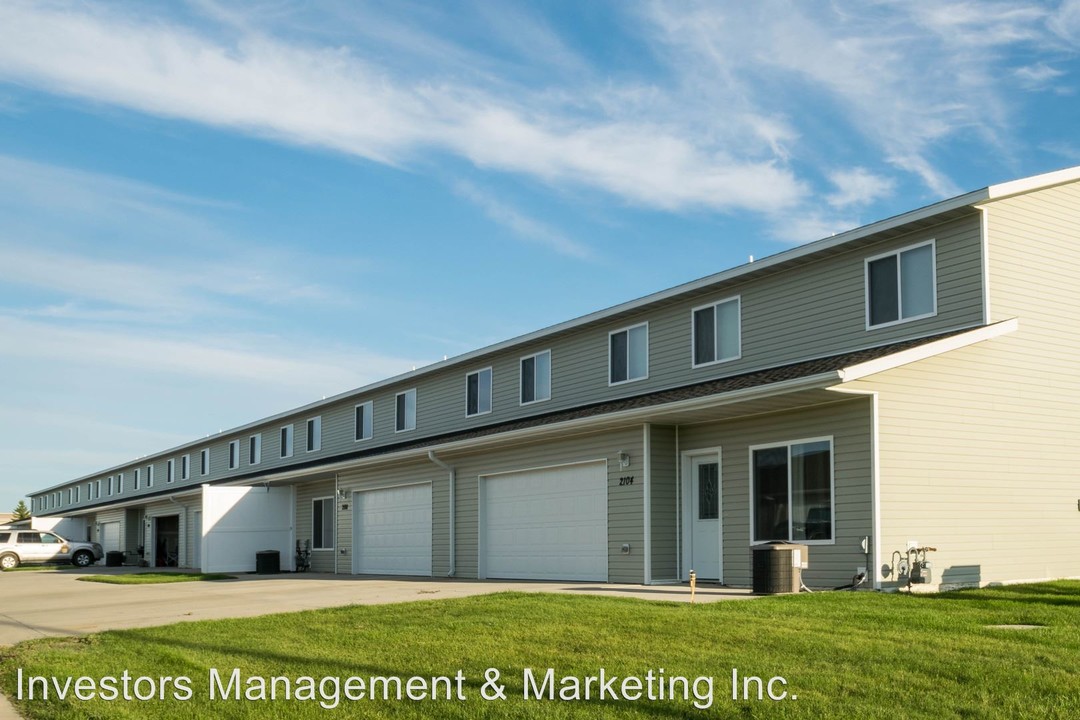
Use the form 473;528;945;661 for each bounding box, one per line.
95;479;101;498
866;241;936;328
354;402;373;441
107;476;114;496
466;368;493;417
609;323;648;385
117;472;124;494
68;488;73;504
249;434;261;465
181;454;190;480
200;448;210;476
146;464;154;487
306;417;322;452
280;425;294;458
692;297;741;367
134;468;141;491
520;350;551;405
395;389;416;432
752;438;834;543
166;459;175;484
228;440;240;470
312;497;335;550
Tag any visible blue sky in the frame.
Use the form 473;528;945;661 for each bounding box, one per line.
1;0;1079;511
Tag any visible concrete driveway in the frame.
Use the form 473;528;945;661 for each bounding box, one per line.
1;566;752;646
0;567;752;719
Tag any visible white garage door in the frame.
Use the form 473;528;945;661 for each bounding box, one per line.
100;522;121;553
481;461;608;581
353;484;432;576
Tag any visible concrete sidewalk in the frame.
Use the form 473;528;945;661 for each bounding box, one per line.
0;568;752;717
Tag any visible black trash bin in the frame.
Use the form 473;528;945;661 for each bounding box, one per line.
256;550;280;574
105;551;124;567
751;542;808;594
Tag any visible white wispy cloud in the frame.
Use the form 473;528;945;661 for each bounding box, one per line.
826;168;897;209
1013;62;1066;89
452;180;594;260
0;1;804;216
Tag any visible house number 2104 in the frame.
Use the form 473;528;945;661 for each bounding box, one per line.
619;476;634;486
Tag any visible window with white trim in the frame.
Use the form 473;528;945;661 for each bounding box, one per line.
692;296;741;367
107;476;114;496
68;488;73;504
354;402;373;441
166;459;175;484
395;389;416;432
280;425;294;458
74;486;80;503
134;467;141;491
228;440;240;470
751;438;834;543
249;434;261;465
95;479;101;498
466;368;492;417
609;323;648;385
181;454;190;480
146;465;154;487
306;417;321;452
312;497;335;550
520;350;551;405
200;448;210;476
866;240;936;328
117;472;124;493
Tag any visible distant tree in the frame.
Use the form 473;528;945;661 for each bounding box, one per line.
11;500;30;521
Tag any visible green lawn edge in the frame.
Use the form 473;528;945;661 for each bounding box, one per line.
75;572;235;585
1;582;1078;719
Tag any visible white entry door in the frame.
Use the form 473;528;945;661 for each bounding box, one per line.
353;484;432;576
480;461;608;581
689;455;722;580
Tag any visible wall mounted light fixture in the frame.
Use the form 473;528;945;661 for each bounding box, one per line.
618;451;631;468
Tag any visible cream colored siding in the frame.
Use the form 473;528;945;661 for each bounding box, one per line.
648;425;679;581
678;399;873;588
848;180;1080;589
295;479;336;573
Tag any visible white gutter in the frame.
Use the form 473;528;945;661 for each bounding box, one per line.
427;450;456;577
827;387;882;590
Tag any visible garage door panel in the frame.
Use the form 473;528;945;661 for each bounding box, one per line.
101;522;121;553
354;484;432;576
482;462;607;582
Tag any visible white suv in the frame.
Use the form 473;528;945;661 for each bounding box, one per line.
0;530;104;570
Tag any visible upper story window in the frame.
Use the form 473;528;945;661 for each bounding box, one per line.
117;472;124;494
228;440;240;470
396;389;417;432
280;425;294;458
306;417;322;452
609;323;648;385
866;240;936;329
68;488;73;504
74;485;80;503
692;296;741;367
466;368;492;417
181;454;190;481
107;476;114;496
751;437;834;544
249;434;262;465
95;479;101;498
520;350;551;405
354;402;373;441
200;448;210;476
146;464;154;487
166;459;175;484
133;467;141;491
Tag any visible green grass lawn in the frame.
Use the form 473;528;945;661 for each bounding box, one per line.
76;572;235;585
1;582;1078;719
0;564;77;573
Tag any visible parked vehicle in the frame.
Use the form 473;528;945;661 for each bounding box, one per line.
0;530;103;569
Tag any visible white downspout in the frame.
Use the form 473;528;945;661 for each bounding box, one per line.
427;450;456;577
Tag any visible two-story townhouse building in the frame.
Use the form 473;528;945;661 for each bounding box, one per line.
20;166;1080;591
